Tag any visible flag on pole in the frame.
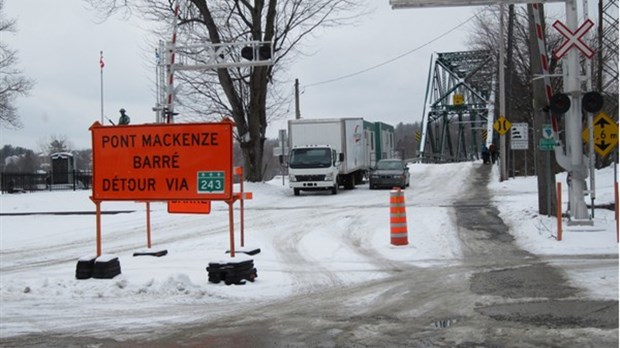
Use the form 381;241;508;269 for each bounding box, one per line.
100;51;105;69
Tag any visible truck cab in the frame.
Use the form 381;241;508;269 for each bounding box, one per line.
288;145;341;196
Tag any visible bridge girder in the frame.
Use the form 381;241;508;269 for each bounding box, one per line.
419;50;495;162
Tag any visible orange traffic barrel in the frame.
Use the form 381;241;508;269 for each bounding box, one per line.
390;187;408;246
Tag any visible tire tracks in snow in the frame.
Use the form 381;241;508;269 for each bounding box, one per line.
266;208;346;293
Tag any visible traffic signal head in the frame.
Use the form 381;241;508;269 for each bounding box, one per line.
241;46;253;60
258;44;271;60
241;44;272;61
549;93;571;114
582;91;604;113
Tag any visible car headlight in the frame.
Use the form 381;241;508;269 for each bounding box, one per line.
324;172;333;181
289;175;297;182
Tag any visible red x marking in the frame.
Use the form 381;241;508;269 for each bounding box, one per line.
553;19;595;59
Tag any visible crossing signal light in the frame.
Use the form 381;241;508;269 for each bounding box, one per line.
549;93;571;114
241;44;271;61
582;91;604;113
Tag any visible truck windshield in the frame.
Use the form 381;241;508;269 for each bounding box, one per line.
289;148;332;169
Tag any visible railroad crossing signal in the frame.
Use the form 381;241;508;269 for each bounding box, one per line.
581;112;619;157
493;116;512;136
553;19;595;59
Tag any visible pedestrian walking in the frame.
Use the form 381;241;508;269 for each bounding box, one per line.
489;143;498;164
481;145;490;164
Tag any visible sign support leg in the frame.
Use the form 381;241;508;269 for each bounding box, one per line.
95;200;102;257
228;201;235;257
557;182;563;241
146;202;152;249
238;168;245;247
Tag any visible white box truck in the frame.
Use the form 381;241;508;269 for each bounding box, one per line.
288;118;369;196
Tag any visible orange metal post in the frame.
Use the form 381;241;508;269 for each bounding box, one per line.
556;182;562;241
228;201;235;257
236;167;245;247
390;188;409;246
95;200;102;256
146;202;152;249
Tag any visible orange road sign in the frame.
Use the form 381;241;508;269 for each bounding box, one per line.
90;121;233;201
167;200;212;214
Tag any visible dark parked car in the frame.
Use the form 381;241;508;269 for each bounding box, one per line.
369;159;410;189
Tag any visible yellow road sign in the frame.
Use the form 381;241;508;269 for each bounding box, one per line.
453;93;464;106
582;112;618;157
493;116;512;136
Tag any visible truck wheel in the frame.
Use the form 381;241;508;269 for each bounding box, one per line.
294;188;300;196
331;185;338;195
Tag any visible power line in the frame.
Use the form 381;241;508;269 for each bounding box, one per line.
304;10;483;89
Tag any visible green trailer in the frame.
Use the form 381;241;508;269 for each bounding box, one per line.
373;121;395;163
363;121;376;167
363;121;395;167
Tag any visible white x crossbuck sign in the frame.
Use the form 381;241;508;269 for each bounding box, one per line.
553;19;595;59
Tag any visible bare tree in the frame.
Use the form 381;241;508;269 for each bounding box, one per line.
0;0;34;129
468;5;564;125
86;0;362;181
38;135;73;155
468;5;567;178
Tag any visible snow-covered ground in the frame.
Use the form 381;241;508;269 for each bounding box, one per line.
0;162;617;339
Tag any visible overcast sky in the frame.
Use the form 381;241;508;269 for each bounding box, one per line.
1;1;581;151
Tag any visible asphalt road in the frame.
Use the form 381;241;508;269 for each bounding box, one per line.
4;165;618;347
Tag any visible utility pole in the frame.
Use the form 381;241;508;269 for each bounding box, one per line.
295;79;301;119
499;3;508;181
507;4;515;177
528;3;557;216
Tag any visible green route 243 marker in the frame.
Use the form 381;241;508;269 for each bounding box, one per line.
198;171;225;193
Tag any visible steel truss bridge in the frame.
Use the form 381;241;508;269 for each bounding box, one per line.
418;50;495;163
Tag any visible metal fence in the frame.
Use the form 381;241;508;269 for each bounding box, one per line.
1;171;93;193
